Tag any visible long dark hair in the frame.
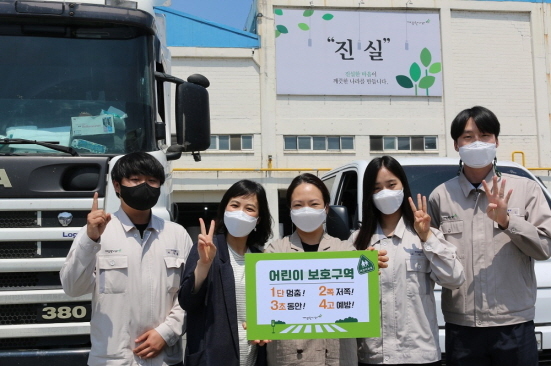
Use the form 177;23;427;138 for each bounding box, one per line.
215;179;273;247
354;156;414;250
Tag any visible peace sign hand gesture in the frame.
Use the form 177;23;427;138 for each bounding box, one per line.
197;218;217;266
408;194;432;242
482;175;512;228
86;192;111;242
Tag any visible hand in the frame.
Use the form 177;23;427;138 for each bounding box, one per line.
197;218;216;266
366;246;389;269
86;192;111;241
133;329;166;359
242;322;271;346
482;176;512;228
408;194;432;242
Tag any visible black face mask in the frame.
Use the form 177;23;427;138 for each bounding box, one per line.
119;182;161;211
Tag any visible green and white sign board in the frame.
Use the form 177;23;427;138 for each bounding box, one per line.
245;251;380;340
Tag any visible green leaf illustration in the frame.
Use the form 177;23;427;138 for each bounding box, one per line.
396;75;414;89
419;75;436;89
420;48;432;67
298;23;310;31
303;9;314;17
276;25;288;34
409;62;421;82
274;8;283;16
322;13;334;20
275;30;281;38
429;62;442;74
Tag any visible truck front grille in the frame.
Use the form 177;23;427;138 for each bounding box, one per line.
0;241;73;259
0;304;37;325
0;337;37;350
0;212;37;228
0;242;37;259
0;335;91;350
0;272;61;290
0;210;88;229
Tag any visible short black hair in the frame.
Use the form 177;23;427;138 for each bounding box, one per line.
286;173;330;209
215;179;273;247
450;106;500;142
354;156;414;250
111;152;165;185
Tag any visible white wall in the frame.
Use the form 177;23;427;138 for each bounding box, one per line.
168;0;551;239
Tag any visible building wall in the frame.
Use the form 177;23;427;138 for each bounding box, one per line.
168;0;551;240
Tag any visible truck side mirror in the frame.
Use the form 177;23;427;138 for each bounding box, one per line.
326;205;351;241
174;78;210;152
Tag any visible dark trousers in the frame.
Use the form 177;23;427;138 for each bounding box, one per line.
445;321;538;366
170;362;184;366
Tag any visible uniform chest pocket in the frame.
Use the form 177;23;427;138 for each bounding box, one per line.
98;255;128;294
406;257;431;295
440;220;464;235
164;256;185;293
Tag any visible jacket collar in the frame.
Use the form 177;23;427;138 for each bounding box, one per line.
370;216;406;246
114;208;161;233
458;168;497;198
288;231;333;252
214;234;262;262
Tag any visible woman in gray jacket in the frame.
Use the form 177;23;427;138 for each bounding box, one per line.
265;173;387;366
353;156;465;365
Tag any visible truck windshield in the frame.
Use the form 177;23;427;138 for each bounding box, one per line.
0;24;155;155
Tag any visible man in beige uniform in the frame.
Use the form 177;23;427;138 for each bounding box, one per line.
428;106;551;366
61;152;191;366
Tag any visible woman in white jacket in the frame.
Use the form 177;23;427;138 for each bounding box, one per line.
353;156;465;366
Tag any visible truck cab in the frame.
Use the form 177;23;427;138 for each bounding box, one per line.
0;0;209;363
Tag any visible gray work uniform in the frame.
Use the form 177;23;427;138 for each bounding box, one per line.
428;170;551;327
264;232;358;366
352;218;464;364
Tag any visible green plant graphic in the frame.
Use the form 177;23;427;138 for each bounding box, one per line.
274;8;334;38
396;47;441;96
335;317;358;323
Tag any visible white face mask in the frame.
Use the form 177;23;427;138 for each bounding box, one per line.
290;207;327;233
224;210;258;238
458;141;496;169
373;189;404;215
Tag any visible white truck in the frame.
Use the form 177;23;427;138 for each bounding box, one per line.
321;157;551;363
0;0;210;363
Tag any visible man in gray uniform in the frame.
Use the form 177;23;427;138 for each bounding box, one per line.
428;106;551;366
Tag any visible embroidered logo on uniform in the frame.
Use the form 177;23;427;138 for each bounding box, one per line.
441;214;459;220
166;249;179;256
105;249;122;253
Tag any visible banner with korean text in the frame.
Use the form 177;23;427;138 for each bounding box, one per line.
275;8;442;96
245;251;380;340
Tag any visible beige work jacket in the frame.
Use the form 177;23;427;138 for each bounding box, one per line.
351;219;464;364
61;209;192;366
429;169;551;327
264;232;357;366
